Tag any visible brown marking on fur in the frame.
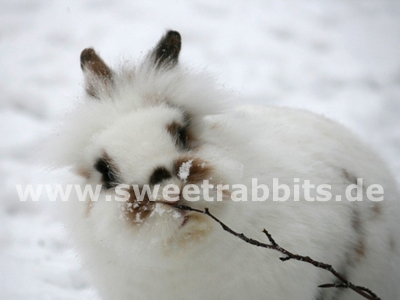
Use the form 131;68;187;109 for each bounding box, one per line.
185;128;197;146
349;209;367;263
169;213;213;250
166;122;182;137
76;166;91;179
124;186;155;224
210;122;220;130
174;157;214;184
354;237;366;261
80;48;113;97
152;30;181;69
371;203;382;217
343;168;357;185
80;48;112;78
166;121;196;149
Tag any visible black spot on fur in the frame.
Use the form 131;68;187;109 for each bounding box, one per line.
149;167;172;185
166;122;192;150
94;154;119;189
177;126;189;149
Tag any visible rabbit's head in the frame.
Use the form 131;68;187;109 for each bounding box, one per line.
54;31;240;257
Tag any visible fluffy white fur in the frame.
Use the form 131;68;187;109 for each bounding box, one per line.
51;31;400;300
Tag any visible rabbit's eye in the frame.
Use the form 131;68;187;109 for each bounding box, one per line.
177;126;189;150
167;122;190;150
94;153;119;189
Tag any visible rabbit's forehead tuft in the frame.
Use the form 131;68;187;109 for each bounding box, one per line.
95;106;185;143
89;106;186;183
125;105;185;126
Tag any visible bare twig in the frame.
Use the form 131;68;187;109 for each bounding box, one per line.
175;205;380;300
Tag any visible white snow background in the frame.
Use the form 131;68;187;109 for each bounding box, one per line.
1;0;400;299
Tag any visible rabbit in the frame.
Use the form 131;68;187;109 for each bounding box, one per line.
50;30;400;300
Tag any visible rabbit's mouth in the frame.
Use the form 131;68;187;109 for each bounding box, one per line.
118;183;198;227
157;200;193;227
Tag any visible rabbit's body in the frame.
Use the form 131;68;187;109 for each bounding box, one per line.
53;31;399;300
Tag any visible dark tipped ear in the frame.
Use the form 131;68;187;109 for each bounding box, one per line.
80;48;113;98
152;30;181;69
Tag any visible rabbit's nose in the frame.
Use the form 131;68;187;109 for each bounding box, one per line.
149;166;172;185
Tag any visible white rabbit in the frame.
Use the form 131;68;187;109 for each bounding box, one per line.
51;30;400;300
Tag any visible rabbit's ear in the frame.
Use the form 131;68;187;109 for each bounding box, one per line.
151;30;181;69
80;48;113;98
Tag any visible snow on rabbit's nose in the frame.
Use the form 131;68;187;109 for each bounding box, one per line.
173;156;214;185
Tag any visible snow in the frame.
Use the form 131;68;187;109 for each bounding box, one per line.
178;159;193;183
1;0;400;299
153;203;166;217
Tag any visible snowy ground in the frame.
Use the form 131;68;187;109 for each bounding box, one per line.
1;1;400;299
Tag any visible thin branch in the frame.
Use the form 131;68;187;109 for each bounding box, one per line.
175;205;380;300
